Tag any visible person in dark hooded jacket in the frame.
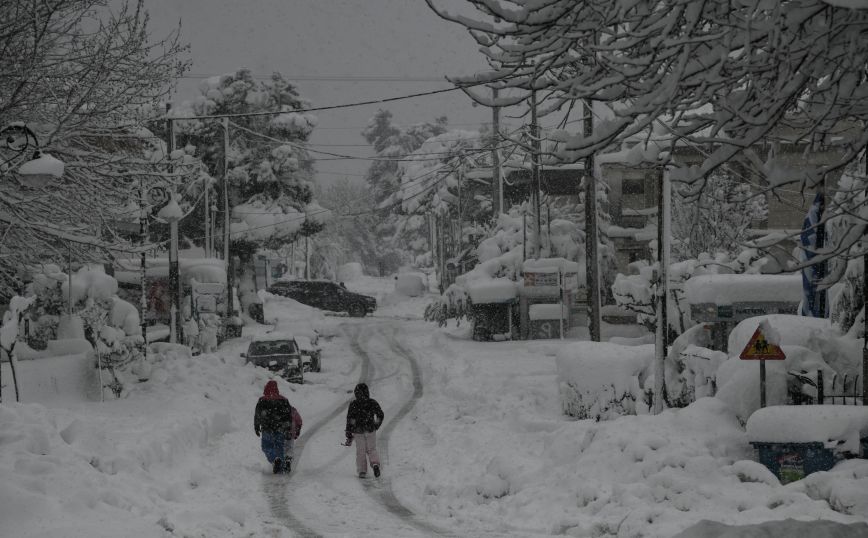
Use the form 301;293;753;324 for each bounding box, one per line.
344;383;384;478
255;380;302;473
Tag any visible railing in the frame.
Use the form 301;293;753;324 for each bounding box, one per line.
789;370;863;406
817;370;862;405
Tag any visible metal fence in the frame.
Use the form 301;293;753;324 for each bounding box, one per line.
789;370;863;406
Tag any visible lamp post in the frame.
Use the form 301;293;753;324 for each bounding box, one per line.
156;195;183;344
1;123;64;186
0;123;64;403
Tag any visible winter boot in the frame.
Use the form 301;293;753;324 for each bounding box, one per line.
285;458;292;473
358;471;366;478
372;464;380;478
273;458;282;474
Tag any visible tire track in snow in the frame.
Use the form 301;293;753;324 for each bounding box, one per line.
354;323;454;537
261;324;371;537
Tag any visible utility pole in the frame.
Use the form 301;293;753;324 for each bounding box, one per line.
863;147;867;405
530;90;542;258
428;212;437;275
139;178;149;347
491;87;503;216
203;179;210;258
457;154;464;272
222;117;234;321
653;165;670;414
817;185;827;318
305;235;310;279
166;107;182;345
585;99;602;342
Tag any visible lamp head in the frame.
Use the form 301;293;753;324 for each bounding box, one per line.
16;150;64;188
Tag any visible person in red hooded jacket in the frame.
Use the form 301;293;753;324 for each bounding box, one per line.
254;380;302;473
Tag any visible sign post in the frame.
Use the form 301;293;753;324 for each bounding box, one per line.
739;325;786;408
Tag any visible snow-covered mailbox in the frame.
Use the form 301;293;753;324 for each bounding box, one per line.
685;274;802;351
466;278;518;341
746;405;868;484
520;258;582;340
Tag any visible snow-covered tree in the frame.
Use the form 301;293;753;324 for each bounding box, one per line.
172;69;325;308
427;0;868;267
312;179;379;276
362;110;448;274
672;169;769;261
382;128;498;268
0;0;189;294
825;159;868;333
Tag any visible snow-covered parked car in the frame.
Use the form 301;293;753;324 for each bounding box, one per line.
242;334;303;384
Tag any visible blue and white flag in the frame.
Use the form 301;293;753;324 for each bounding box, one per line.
800;192;826;317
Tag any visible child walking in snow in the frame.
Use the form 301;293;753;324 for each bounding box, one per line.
254;380;302;474
344;383;384;478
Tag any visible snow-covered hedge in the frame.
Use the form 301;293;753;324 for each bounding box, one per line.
395;273;426;297
612;249;769;335
557;342;652;420
557;322;731;420
555;312;856;422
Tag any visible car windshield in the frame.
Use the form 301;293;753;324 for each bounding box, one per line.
248;340;296;356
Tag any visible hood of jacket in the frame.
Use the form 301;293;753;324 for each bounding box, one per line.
262;380;286;401
353;383;369;400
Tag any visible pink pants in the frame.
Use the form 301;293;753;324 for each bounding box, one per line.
354;431;380;474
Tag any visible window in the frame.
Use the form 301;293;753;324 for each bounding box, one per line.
622;177;645;195
619;215;646;229
249;340;297;356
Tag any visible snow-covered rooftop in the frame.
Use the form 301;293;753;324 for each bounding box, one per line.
685;273;802;305
466;278;517;303
522;257;580;273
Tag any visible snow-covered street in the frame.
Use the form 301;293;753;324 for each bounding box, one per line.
6;1;868;536
2;284;868;538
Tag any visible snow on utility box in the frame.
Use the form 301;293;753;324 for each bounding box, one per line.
746;405;868;484
685;273;801;322
528;303;567;339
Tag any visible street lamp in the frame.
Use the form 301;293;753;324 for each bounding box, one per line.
1;123;64;187
155;192;183;345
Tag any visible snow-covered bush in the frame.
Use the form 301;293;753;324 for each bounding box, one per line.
662;324;727;408
714;315;850;423
726;314;830;356
395;273;426;297
557;342;652;420
21;266;146;397
558;327;729;420
612;249;769;337
829;257;864;334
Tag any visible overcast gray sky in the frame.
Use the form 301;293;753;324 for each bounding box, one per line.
144;0;500;185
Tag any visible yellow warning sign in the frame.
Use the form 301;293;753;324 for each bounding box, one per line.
739;326;786;360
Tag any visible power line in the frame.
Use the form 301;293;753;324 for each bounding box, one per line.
314;121;520;131
166;86;466;121
181;73;451;83
229;120;514;162
162;74;530;121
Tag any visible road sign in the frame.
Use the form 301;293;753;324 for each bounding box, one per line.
740;326;786;360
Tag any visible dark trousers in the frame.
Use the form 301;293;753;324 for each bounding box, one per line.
261;431;286;464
